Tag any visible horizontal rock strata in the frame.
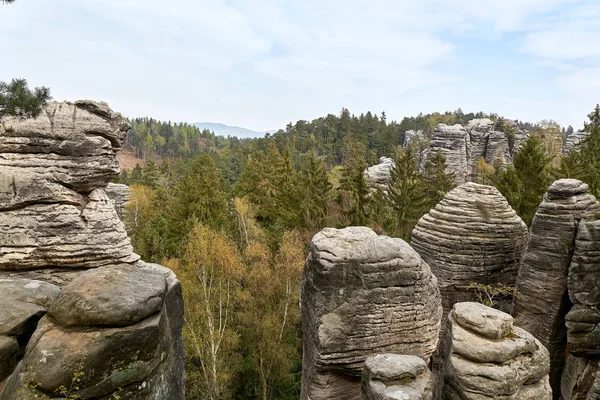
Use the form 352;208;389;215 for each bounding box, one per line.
442;302;552;399
301;227;442;400
361;354;433;400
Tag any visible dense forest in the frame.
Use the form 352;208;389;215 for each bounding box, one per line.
116;106;599;400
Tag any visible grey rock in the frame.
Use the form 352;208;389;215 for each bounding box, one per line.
0;263;185;400
301;227;442;400
365;157;395;189
403;130;426;148
105;182;131;221
0;279;59;382
411;183;528;334
566;216;600;357
560;354;599;400
428;124;469;185
442;302;552;400
362;354;433;400
564;130;588;154
49;264;166;327
513;179;599;393
465;118;494;181
0;189;139;271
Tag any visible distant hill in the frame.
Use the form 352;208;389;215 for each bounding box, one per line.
190;122;276;139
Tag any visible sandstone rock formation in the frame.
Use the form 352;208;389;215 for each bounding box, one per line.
301;227;442;400
0;101;184;399
513;179;600;394
106;182;131;222
0;279;59;383
564;130;588;154
428;124;469;185
361;354;433;400
465;118;494;181
560;355;600;400
566;216;600;358
0;262;184;400
0;100;138;276
403;129;426;148
411;182;528;331
365;157;395;189
442;302;552;399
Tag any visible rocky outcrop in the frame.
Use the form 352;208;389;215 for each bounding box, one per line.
465;118;494;181
428;124;469;185
0;279;59;383
0;263;184;400
442;302;552;399
106;182;131;221
403;129;426;148
411;182;528;331
361;354;433;400
566;216;600;357
513;179;600;395
365;157;395;189
560;355;599;400
564;130;588;154
0;100;138;276
301;227;442;400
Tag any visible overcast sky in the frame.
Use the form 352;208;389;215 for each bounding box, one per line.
1;0;599;131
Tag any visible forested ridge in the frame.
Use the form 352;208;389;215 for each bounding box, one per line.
117;106;599;400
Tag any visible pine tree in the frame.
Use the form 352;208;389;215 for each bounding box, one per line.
422;151;454;205
340;155;370;226
0;78;51;118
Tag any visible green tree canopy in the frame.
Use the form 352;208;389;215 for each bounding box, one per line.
0;78;51;118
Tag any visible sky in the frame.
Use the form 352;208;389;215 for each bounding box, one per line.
1;0;599;131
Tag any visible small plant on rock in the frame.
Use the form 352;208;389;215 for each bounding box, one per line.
467;282;519;309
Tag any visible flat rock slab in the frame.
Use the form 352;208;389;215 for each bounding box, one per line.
49;264;166;327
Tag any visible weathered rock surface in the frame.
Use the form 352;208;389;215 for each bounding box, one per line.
411;182;528;331
403;129;426;148
560;354;599;400
428;124;469;185
564;130;588;154
105;182;131;221
301;227;442;400
361;354;433;400
0;100;138;275
513;179;600;394
0;279;60;382
465;118;494;181
0;262;185;400
566;216;600;357
365;157;395;189
442;302;552;400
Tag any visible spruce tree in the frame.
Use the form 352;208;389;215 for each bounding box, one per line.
422;151;454;205
299;152;332;230
340;155;370;226
493;135;552;225
385;147;428;240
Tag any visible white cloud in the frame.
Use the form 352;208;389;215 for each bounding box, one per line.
0;0;598;129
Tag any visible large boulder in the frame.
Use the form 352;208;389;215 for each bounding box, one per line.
361;354;433;400
566;216;600;357
301;227;442;400
442;302;552;399
428;124;469;185
0;101;138;277
411;182;528;333
513;179;600;394
0;263;185;400
0;279;60;383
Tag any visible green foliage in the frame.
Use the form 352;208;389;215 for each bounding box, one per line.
491;135;552;225
0;78;51;118
467;283;519;309
560;104;600;196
